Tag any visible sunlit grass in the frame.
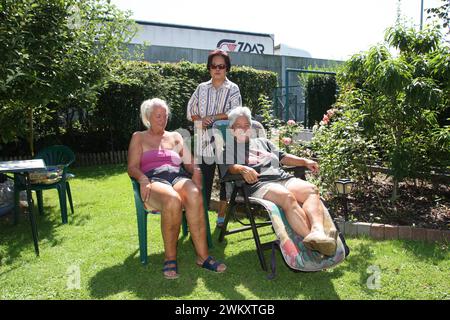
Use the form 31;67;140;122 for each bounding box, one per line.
1;164;448;300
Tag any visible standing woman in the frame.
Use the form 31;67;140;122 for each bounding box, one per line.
187;49;242;227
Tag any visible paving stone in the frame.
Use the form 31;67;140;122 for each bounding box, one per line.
411;227;427;241
354;222;371;237
384;224;399;240
425;229;443;243
442;230;450;243
344;221;357;237
398;226;412;240
370;223;385;240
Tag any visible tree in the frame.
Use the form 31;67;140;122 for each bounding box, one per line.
0;0;137;154
425;0;449;38
336;24;449;200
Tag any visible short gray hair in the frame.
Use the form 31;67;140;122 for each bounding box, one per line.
228;106;252;128
140;98;170;128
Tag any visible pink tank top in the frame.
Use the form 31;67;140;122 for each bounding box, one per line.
140;149;182;174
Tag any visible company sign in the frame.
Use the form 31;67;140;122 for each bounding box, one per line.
217;39;265;54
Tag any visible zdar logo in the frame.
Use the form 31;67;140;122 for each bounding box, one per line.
217;39;265;54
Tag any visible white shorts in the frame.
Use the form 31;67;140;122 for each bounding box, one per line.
251;177;300;199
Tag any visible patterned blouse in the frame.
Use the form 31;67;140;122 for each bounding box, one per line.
187;78;242;158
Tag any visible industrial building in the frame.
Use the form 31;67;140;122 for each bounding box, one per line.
129;21;340;122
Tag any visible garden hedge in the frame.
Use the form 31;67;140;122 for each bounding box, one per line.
1;60;278;154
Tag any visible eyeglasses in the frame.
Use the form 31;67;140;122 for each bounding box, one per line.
210;64;226;70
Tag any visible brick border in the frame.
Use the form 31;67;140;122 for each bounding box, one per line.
340;221;449;243
210;199;449;243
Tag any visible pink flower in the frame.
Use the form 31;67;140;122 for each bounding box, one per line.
322;114;329;124
287;119;296;126
326;109;335;117
282;137;292;145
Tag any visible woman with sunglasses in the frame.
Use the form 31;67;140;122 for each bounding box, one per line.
187;49;242;228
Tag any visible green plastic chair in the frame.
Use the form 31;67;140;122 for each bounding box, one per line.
14;145;75;224
130;175;213;265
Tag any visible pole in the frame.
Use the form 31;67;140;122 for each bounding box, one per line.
343;196;348;221
285;69;289;122
420;0;424;30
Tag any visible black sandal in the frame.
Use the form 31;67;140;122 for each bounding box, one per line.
197;256;226;273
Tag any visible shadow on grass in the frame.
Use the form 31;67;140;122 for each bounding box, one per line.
89;228;361;300
336;239;379;296
71;164;127;181
398;239;449;262
0;206;62;267
0;190;91;267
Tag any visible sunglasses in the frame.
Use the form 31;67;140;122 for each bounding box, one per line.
210;64;226;70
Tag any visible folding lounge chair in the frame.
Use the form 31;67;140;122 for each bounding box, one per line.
212;120;350;277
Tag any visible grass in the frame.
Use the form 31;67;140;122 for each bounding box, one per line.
0;164;449;300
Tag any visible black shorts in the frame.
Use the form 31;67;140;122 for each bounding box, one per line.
144;165;191;187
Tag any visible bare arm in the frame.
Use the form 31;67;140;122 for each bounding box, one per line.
127;132;147;182
227;164;260;184
280;154;319;173
175;132;203;189
127;132;152;202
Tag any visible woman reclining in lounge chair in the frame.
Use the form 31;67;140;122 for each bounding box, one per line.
219;106;337;256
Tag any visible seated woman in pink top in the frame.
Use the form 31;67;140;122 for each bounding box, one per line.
127;98;226;279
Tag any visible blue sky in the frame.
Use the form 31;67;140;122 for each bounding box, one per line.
110;0;445;60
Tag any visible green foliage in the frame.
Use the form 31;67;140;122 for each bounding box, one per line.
87;61;165;152
318;23;450;198
311;106;378;191
298;66;339;128
0;0;277;154
257;95;312;158
256;94;282;137
425;0;450;35
0;0;138;148
228;66;278;113
1;61;278;154
155;61;209;131
305;75;337;127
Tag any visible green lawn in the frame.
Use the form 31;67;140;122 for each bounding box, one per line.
0;164;449;300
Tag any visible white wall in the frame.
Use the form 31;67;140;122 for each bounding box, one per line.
132;23;274;55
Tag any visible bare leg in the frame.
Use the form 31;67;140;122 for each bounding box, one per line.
173;179;208;260
217;200;227;219
286;179;325;233
262;184;311;238
287;179;337;255
145;182;183;277
173;179;226;272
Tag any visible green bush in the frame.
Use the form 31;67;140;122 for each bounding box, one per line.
0;60;278;154
305;75;337;127
228;66;278;113
312;24;450;200
0;0;137;154
311;103;378;192
89;60;277;152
